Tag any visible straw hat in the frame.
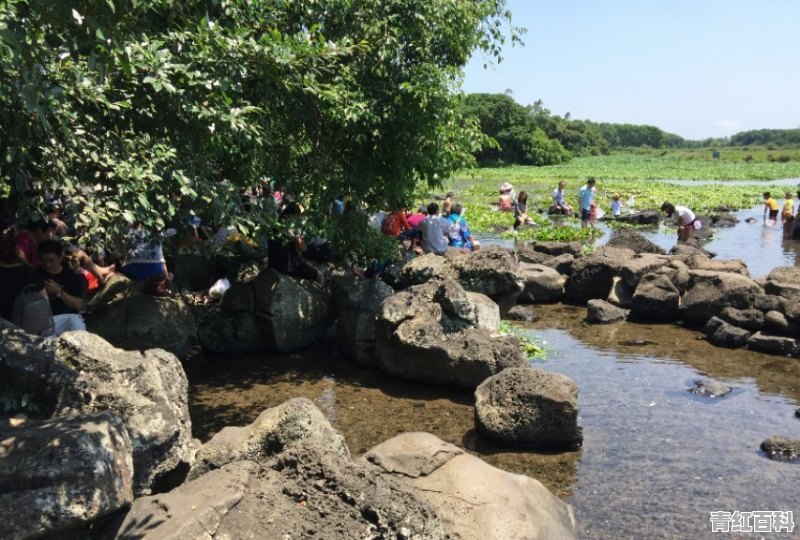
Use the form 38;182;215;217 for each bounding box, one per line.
499;182;513;192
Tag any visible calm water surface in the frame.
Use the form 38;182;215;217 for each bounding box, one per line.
187;303;800;540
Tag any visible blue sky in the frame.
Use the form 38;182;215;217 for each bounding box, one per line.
462;0;800;140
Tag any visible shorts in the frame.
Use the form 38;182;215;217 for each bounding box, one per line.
769;209;779;219
580;208;590;222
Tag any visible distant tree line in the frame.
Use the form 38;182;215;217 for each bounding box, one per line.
463;93;800;166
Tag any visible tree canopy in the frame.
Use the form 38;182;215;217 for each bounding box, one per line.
1;0;518;248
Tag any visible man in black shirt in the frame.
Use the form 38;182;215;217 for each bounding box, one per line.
37;240;87;336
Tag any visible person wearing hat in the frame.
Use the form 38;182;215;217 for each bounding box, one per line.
661;201;700;242
498;182;515;212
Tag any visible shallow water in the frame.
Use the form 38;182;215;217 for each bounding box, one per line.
187;304;800;540
478;203;800;278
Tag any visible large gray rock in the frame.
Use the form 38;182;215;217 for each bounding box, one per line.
219;281;255;312
764;267;800;307
630;273;680;322
363;432;578;540
586;299;629;324
542;253;576;276
619;254;672;288
252;269;333;352
718;306;764;332
396;252;459;289
763;310;799;337
761;436;800;462
565;246;635;304
332;276;394;365
86;294;198;359
375;280;526;389
612;209;660;225
518;262;566;304
190;398;349;480
680;270;762;325
0;412;133;540
111;444;446;540
196;308;264;355
0;327;197;497
56;332;196;495
474;367;582;447
606;228;666;254
708;320;751;348
450;246;524;313
519;240;583;258
747;332;796;356
687;256;750;277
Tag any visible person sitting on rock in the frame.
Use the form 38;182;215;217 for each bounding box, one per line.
551;181;573;215
0;229;46;324
36;239;87;336
120;225;171;295
419;202;450;255
446;204;480;251
267;201;324;284
498;182;515;212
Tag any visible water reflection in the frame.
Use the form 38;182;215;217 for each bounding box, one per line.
527;305;800;539
188;304;800;539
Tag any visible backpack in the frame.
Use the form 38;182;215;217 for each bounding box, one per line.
12;284;54;337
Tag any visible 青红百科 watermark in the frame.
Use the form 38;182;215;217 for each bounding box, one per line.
710;511;794;533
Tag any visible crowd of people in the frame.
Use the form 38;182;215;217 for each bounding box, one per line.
5;177;800;337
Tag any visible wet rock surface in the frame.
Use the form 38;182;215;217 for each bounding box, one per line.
689;380;733;398
760;436;800;462
474;367;582;448
586;299;629;324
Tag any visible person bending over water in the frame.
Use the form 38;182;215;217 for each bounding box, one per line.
661;202;700;243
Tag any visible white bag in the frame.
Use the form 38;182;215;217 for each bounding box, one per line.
208;277;231;299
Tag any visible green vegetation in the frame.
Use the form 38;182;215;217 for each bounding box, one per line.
1;0;519;255
497;321;547;361
441;151;797;242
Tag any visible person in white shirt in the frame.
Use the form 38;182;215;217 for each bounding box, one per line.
661;202;700;242
419;202;450;255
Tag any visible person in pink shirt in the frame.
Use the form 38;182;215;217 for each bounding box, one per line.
406;206;427;229
14;219;55;267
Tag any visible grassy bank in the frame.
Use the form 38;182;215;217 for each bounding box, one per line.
437;150;800;242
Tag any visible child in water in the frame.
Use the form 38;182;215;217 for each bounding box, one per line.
763;192;779;224
610;193;622;218
783;192;794;238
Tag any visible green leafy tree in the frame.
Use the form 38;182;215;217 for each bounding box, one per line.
1;0;519;256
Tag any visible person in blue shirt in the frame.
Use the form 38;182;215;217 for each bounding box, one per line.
578;177;597;228
446;203;480;251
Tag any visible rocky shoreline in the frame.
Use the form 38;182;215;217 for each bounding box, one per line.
3;220;800;538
